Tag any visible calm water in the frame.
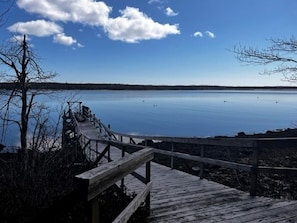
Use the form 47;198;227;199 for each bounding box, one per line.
71;90;297;137
2;90;297;146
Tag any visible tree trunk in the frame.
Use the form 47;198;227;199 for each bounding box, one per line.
20;35;28;151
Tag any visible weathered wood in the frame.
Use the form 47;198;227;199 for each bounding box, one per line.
154;148;252;172
146;161;151;212
71;108;297;222
170;143;174;169
250;145;259;196
258;166;297;175
142;162;297;223
91;199;99;223
112;182;152;223
199;145;204;178
257;137;297;149
112;133;258;147
75;148;154;201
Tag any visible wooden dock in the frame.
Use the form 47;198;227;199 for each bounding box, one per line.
70;108;297;222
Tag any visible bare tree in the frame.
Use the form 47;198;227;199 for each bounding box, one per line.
0;0;15;27
232;36;297;82
0;35;56;151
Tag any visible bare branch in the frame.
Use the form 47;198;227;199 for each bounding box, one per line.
231;36;297;82
0;0;15;27
0;35;57;150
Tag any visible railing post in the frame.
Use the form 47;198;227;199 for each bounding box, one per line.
89;140;92;159
107;144;111;162
171;143;174;169
79;101;82;115
90;198;99;223
145;160;151;214
121;145;126;192
200;145;205;179
250;141;259;196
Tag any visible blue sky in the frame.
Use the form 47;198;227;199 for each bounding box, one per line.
1;0;297;86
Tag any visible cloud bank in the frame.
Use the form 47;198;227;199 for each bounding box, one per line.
8;0;180;45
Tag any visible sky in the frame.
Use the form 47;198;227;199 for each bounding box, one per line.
1;0;297;86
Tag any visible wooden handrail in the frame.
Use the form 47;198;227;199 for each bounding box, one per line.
71;106;297;197
75;148;154;223
153;148;253;172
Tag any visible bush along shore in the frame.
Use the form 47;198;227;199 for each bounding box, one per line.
0;143;146;223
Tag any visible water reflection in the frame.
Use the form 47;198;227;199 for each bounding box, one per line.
2;90;297;146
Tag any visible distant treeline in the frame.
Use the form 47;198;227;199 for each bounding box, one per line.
0;82;297;91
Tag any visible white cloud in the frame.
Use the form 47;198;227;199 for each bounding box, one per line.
53;33;77;46
165;7;178;17
193;31;203;37
17;0;111;26
77;43;84;48
105;7;180;43
193;31;215;39
13;0;180;44
7;20;62;37
205;31;215;38
148;0;164;4
14;0;180;43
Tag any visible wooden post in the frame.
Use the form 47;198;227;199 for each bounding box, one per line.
107;144;111;162
200;145;205;179
79;101;82;115
171;143;174;169
90;199;99;223
250;142;259;196
121;146;125;192
145;161;151;214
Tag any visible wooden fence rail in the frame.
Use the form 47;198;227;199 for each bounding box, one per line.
69;103;297;197
75;148;153;223
81;107;297;196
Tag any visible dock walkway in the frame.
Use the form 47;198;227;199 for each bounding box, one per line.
76;117;297;222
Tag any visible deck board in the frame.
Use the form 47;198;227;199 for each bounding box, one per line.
76;119;297;223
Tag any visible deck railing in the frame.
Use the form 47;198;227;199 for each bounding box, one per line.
64;103;154;223
75;147;153;223
116;133;297;196
70;104;297;197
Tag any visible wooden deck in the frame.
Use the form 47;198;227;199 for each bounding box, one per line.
76;118;297;223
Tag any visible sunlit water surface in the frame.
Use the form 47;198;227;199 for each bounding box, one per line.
2;90;297;146
72;90;297;137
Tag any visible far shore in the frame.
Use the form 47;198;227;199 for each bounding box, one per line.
1;82;297;91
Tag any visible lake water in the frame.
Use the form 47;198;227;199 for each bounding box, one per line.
2;90;297;146
71;90;297;137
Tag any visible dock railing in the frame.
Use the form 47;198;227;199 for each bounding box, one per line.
75;147;153;223
71;104;297;197
64;103;154;222
113;133;297;196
